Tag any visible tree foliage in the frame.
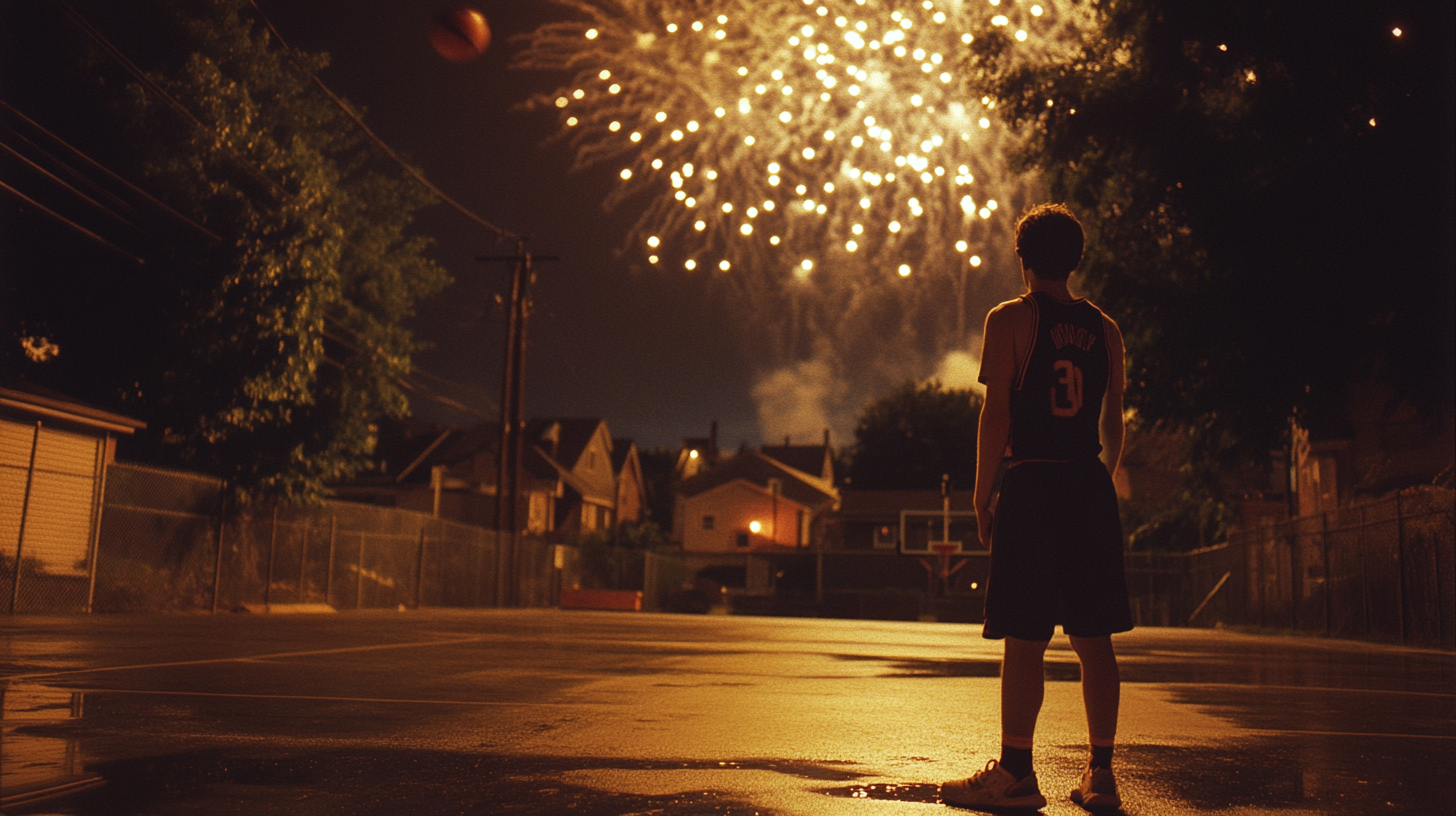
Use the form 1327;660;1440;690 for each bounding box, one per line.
2;0;447;501
967;0;1454;469
847;380;981;490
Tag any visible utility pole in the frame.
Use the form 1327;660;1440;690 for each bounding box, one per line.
479;241;556;607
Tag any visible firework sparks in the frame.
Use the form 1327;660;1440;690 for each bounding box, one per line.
518;0;1092;436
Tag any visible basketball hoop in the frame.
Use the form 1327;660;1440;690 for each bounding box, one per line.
930;542;964;580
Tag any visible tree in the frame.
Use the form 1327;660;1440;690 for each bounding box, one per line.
1;0;447;501
846;380;981;490
636;445;678;529
966;1;1454;472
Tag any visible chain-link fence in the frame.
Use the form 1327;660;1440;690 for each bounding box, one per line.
1121;486;1454;648
636;487;1452;648
10;459;1452;648
10;461;562;613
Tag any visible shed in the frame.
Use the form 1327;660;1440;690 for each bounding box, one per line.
1;382;145;611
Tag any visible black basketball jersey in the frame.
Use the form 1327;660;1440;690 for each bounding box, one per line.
1008;292;1111;462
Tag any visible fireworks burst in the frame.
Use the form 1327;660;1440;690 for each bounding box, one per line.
517;0;1093;438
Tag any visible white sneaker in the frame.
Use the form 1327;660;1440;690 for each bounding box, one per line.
941;759;1047;809
1069;764;1121;810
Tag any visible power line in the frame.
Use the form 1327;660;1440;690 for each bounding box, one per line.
0;98;221;242
246;0;519;242
0;177;145;265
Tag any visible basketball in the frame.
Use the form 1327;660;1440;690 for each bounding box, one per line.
429;6;491;63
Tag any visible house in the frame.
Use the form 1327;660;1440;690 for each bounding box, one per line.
824;488;977;553
526;418;621;536
333;417;645;539
673;450;838;552
1;381;145;604
674;420;722;482
759;430;836;484
333;421;551;531
611;437;646;526
1291;378;1455;517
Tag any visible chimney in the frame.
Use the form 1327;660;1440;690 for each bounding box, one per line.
823;428;831;448
710;420;718;457
783;435;790;446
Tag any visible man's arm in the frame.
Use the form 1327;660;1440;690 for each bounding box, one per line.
975;306;1017;550
1099;315;1126;476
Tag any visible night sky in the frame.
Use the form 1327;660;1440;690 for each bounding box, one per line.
256;1;766;451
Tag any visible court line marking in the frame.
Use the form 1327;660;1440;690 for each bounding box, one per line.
21;686;608;709
0;636;494;682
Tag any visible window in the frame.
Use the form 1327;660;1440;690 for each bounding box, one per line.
735;532;749;548
873;524;898;549
528;493;550;534
702;515;715;530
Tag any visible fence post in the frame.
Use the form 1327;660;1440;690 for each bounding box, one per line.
265;504;278;610
298;523;310;604
1396;490;1406;644
1292;521;1304;632
1255;533;1265;627
325;514;336;608
211;482;227;614
413;525;426;610
9;421;41;615
85;432;111;614
1359;505;1370;636
356;534;366;609
1322;511;1331;637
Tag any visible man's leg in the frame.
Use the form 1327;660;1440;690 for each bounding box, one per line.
1000;636;1049;779
940;635;1051;808
1068;635;1119;752
1068;634;1122;809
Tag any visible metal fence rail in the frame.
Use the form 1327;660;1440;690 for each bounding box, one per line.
11;462;560;614
1131;486;1454;648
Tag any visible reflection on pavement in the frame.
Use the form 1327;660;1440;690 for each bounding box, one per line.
0;684;103;810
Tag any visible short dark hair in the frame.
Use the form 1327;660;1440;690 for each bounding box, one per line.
1014;203;1084;280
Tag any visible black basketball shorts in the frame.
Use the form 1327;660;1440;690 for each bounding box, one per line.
982;460;1133;641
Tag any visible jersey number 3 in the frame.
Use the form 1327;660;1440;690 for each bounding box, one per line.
1051;359;1084;417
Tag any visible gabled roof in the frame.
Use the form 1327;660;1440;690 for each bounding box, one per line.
758;443;832;480
676;450;837;508
525;417;610;468
394;422;500;483
527;444;592;496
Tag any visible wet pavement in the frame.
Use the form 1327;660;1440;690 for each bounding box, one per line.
0;610;1452;815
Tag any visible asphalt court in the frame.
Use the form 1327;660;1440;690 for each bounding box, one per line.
1;610;1453;814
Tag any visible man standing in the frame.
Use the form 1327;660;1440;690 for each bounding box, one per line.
942;204;1132;811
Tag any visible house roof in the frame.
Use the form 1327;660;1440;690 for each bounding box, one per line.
395;422;500;482
758;443;831;479
834;489;976;520
676;450;837;508
610;437;635;475
525;417;609;468
0;380;146;434
380;421;550;491
527;444;592;496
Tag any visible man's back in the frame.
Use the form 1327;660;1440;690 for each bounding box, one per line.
1008;292;1113;463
